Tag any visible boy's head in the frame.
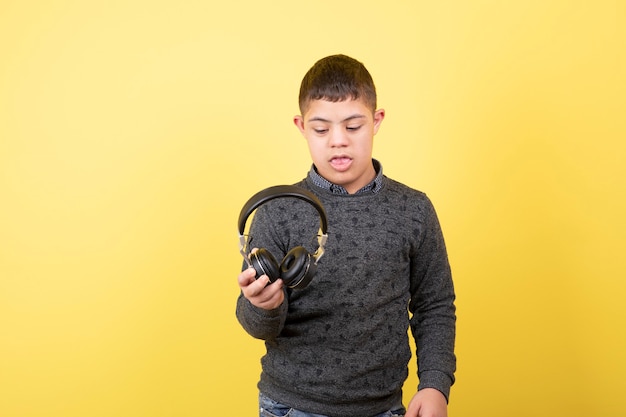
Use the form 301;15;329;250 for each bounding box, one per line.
298;54;377;116
294;55;385;195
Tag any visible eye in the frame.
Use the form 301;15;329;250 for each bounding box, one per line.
313;128;328;134
346;125;362;132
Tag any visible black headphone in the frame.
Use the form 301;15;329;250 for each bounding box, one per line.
238;185;329;289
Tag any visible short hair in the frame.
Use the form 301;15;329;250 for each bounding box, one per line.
298;54;377;115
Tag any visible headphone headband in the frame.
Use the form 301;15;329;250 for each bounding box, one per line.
238;185;328;235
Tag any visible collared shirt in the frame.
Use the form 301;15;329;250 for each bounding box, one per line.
308;159;384;195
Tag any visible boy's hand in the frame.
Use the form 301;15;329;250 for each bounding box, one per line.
405;388;447;417
238;266;284;310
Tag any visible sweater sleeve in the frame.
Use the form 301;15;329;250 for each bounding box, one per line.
408;196;457;401
236;292;288;340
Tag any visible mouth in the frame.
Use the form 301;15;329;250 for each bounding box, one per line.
329;155;352;171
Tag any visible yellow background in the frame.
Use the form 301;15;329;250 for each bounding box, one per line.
1;1;625;416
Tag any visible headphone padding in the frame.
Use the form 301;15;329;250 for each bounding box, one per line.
290;258;317;289
280;246;312;288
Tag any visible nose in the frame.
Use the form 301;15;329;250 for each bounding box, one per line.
328;128;348;147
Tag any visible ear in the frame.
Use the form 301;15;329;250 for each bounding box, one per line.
373;108;385;134
293;115;306;135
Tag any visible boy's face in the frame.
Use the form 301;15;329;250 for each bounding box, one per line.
294;99;385;194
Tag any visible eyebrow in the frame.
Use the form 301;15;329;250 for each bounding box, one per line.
307;114;367;123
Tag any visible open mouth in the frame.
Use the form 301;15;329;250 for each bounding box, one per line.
330;156;352;171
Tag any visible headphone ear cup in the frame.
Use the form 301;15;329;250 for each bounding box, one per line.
280;246;316;289
250;248;280;283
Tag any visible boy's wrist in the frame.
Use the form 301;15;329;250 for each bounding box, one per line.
417;370;453;402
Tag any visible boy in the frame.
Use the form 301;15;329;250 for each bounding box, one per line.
236;54;456;417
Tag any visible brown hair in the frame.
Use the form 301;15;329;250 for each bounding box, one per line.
298;54;377;114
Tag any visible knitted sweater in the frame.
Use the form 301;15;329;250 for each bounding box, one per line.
236;175;456;417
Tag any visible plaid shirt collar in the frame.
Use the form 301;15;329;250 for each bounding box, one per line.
308;159;384;195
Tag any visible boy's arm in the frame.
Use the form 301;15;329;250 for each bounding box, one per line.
409;197;457;402
236;267;287;340
235;200;290;340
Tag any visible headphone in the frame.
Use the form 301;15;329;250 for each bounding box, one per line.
238;185;329;289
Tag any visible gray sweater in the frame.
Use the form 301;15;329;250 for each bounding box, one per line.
236;176;456;417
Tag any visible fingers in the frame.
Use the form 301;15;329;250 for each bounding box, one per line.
238;267;285;310
251;279;285;310
238;267;258;288
239;269;270;296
